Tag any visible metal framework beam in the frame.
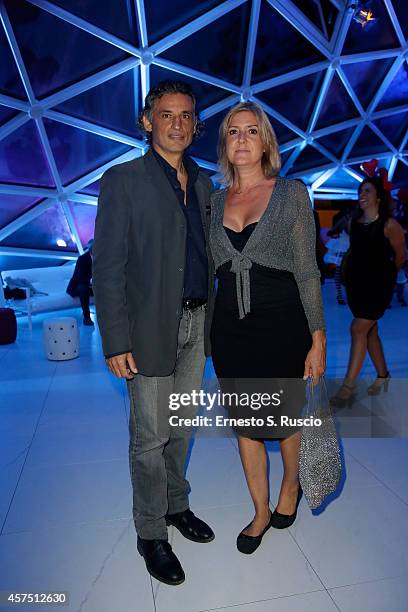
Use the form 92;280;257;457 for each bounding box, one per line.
0;4;36;105
150;0;246;55
27;0;141;57
242;0;261;89
0;245;77;260
266;0;331;57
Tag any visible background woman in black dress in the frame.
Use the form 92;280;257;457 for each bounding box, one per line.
331;176;406;407
209;102;326;554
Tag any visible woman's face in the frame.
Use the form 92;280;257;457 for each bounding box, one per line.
359;181;379;211
225;110;265;169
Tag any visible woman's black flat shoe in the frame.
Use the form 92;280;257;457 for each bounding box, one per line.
271;487;303;529
236;512;273;554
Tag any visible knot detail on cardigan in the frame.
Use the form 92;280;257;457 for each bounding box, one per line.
230;254;253;319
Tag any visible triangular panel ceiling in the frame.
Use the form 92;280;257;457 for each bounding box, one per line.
55;72;140;137
161;3;251;86
252;0;326;83
315;73;359;130
2;203;76;251
68;202;96;249
350;126;391;158
0;195;41;229
376;64;408;111
43;119;132;186
4;0;129;99
146;0;222;45
0;121;55;187
0;25;27;99
257;71;324;132
0;0;407;265
342;58;395;109
51;0;141;46
290;145;330;174
342;2;400;54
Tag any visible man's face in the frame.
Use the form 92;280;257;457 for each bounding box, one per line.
143;93;196;156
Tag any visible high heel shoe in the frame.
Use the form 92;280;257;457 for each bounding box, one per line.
271;487;303;529
236;511;273;554
367;372;390;395
329;381;356;408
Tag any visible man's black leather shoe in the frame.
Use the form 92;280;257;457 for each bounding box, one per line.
166;509;215;543
137;537;185;585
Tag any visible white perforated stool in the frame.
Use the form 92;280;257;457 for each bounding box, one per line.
43;317;79;361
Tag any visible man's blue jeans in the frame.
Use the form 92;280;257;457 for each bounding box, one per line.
126;307;206;540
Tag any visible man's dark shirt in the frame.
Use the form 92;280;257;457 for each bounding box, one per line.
152;148;208;300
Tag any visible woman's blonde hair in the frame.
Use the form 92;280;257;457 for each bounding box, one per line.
217;101;281;186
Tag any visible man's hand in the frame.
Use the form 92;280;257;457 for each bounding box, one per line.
105;352;138;379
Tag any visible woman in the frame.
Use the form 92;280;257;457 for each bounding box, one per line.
209;102;326;554
331;176;406;406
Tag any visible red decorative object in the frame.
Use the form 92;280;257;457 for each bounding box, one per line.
361;159;378;176
0;308;17;345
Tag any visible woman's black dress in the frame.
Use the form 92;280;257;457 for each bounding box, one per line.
344;216;397;320
210;223;312;438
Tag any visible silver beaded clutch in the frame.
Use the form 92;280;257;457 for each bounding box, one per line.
299;377;342;510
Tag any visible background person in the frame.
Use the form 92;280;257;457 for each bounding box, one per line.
66;238;94;325
330;176;406;406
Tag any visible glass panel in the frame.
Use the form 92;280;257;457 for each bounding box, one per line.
392;160;408;189
0;106;18;125
342;58;394;109
252;2;325;84
0;120;55;187
376;64;408;111
350;126;390;158
267;116;299;146
149;65;231;113
392;0;408;38
68;201;96;248
4;0;129;99
162;3;250;86
79;179;101;196
321;168;361;189
291;0;338;38
343;2;399;54
55;71;139;137
0;26;27;100
146;0;221;45
43;118;132;186
316;127;356;157
0;195;41;229
290;146;330;174
2;203;76;251
373;114;408;149
258;71;324;131
51;0;140;46
188;111;222;164
316;74;359;130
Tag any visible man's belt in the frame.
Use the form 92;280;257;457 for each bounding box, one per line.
182;298;207;310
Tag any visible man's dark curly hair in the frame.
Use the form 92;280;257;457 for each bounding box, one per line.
138;79;204;143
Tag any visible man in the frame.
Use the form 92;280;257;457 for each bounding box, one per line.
66;238;94;325
93;81;215;586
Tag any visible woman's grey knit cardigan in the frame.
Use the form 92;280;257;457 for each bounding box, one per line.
209;177;325;333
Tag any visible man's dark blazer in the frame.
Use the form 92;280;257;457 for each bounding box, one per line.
92;148;215;377
66;250;92;296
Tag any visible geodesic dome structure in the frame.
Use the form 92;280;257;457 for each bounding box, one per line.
0;0;407;268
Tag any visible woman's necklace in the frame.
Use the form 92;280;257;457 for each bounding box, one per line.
362;213;379;225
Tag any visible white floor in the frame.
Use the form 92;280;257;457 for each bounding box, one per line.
0;281;407;612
